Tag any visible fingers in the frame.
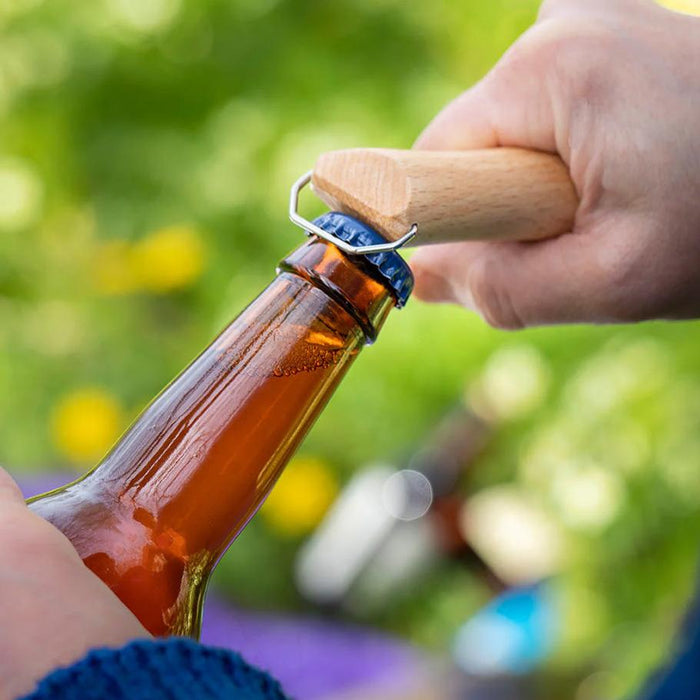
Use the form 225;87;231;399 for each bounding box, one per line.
0;467;24;506
410;230;624;328
409;242;485;309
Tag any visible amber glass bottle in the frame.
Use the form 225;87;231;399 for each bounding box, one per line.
29;213;413;638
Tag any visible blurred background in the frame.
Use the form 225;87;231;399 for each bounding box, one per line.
2;0;700;698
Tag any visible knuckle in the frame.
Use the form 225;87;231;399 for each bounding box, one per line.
468;255;526;330
557;27;615;91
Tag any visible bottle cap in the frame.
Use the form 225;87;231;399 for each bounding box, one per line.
313;212;414;308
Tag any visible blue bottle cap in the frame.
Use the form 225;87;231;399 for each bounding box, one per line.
313;212;414;309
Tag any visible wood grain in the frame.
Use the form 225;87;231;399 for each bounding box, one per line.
312;147;578;246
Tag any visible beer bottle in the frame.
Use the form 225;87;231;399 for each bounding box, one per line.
28;212;413;638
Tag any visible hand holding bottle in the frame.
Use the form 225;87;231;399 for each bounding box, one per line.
0;467;147;700
410;0;700;328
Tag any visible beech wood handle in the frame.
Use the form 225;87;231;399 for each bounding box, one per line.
311;147;578;246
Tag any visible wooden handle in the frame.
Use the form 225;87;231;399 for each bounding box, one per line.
311;147;578;246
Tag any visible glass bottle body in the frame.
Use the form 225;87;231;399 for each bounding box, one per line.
29;238;396;637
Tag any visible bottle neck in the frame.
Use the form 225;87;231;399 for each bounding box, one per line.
280;237;395;343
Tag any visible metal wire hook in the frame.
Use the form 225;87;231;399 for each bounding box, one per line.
289;171;417;256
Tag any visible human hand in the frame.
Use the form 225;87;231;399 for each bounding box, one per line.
0;468;148;700
410;0;700;328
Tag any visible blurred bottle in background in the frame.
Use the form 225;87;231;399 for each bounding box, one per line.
297;392;565;700
295;403;503;614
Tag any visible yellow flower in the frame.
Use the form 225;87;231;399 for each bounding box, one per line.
261;456;339;537
51;388;124;464
658;0;700;14
92;240;139;295
130;224;206;292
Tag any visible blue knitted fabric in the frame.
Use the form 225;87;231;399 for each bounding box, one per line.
21;638;290;700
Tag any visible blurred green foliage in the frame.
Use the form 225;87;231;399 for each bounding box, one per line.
1;0;700;697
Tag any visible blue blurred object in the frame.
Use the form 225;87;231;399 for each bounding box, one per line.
452;582;558;676
637;570;700;700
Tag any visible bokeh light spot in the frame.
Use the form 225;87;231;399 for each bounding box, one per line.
130;224;206;293
261;456;339;537
657;0;700;15
472;344;550;421
51;388;124;464
108;0;182;33
0;158;43;231
552;465;626;532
